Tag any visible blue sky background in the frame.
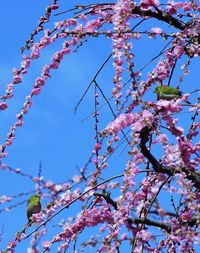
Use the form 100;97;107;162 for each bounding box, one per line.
0;0;199;252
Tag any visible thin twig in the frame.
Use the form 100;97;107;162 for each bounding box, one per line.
74;54;112;114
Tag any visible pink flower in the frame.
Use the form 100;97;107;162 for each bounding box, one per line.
61;228;73;238
114;58;123;66
49;61;60;69
69;38;78;46
157;133;169;145
0;102;8;110
134;153;144;164
15;168;21;173
140;0;160;10
42;240;52;250
67;18;77;26
103;113;136;136
94;143;101;151
166;1;181;14
54;235;62;242
173;45;184;58
34;77;45;88
73;175;81;183
39;16;48;23
142;110;154;125
151;27;163;34
0;152;8;158
6;83;14;93
156;99;182;113
79;13;87;20
99;224;106;232
15;119;23;127
31;43;40;59
31;213;43;223
157;173;166;182
153;60;170;81
50;4;58;10
8;240;17;249
21;55;30;68
138;229;152;242
101;163;108;168
33;177;44;183
31;88;41;96
62;47;71;54
181;211;192;222
12;67;18;75
182;2;191;11
131;121;142;131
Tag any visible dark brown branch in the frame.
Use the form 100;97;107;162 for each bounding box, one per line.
128;217;171;233
132;7;185;30
150;210;177;217
139;127;200;189
94;191;118;210
168;58;177;86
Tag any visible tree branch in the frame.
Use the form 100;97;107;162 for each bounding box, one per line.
94;191;118;210
128;217;171;233
94;191;172;233
139;127;200;189
132;7;186;30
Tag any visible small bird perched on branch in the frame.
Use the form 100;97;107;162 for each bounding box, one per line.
27;194;41;223
154;85;191;103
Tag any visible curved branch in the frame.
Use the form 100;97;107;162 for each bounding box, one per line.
139;127;200;189
56;3;186;32
132;7;186;31
128;217;171;233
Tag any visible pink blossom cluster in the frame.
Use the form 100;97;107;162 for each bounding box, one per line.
27;228;47;253
51;205;114;252
0;13;112;159
0;55;31;111
166;0;200;14
177;137;199;169
155;215;200;252
140;0;160;10
112;0;135;103
102;110;154;136
0;195;13;204
0;1;59;111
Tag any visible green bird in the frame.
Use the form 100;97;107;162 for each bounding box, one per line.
154;85;191;104
27;194;41;223
154;85;182;100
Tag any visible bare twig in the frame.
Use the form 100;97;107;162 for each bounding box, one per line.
74;53;112;114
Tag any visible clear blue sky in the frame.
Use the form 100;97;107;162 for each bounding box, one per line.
0;1;199;252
